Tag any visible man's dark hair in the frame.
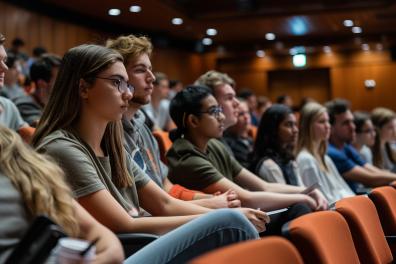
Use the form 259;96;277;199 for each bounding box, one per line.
11;38;25;47
238;89;254;99
32;46;47;57
30;54;62;83
169;79;181;89
324;99;351;125
5;52;17;68
276;95;289;104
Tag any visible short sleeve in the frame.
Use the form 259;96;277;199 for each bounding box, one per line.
257;159;287;184
327;146;356;174
168;156;224;190
0;97;27;131
126;156;151;189
297;153;320;187
40;140;105;198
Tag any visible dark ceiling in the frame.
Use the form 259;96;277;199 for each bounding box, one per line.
6;0;396;55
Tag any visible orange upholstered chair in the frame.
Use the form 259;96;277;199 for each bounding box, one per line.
247;125;258;142
152;130;172;164
283;211;360;264
390;181;396;188
336;195;393;264
190;236;303;264
18;126;35;143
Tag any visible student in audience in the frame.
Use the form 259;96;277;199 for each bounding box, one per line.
371;107;396;172
107;35;241;209
325;99;396;192
296;102;354;204
32;44;263;263
255;96;271;123
142;72;175;131
250;104;304;186
13;54;61;126
0;126;124;263
168;79;183;100
352;111;375;164
276;94;293;109
238;89;258;126
167;85;328;234
3;52;25;99
0;33;31;140
223;100;254;168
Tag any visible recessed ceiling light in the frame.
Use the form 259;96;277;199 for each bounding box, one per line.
172;18;183;25
108;8;121;16
256;50;265;57
206;28;217;36
352;26;362;34
323;46;332;53
362;43;369;51
343;20;354;27
202;38;213;45
129;5;141;13
265;33;276;40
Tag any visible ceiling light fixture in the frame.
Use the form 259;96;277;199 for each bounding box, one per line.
172;18;183;25
129;5;141;13
265;33;276;40
352;26;362;34
343;20;354;27
206;28;217;36
202;38;213;45
108;8;121;16
256;50;265;57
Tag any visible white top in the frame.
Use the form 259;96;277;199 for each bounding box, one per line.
142;99;172;130
257;159;304;186
297;149;355;204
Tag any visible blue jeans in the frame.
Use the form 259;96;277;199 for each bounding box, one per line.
124;209;258;264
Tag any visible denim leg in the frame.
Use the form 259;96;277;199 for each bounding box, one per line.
124;209;258;264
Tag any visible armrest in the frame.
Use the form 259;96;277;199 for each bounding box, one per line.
117;233;159;257
385;235;396;244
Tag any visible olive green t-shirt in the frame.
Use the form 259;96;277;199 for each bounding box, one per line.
36;129;150;217
167;138;243;190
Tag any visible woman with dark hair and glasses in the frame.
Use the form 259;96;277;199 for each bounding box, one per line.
32;45;262;263
167;86;327;235
352;111;376;164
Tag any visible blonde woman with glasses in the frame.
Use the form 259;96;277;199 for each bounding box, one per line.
296;102;354;204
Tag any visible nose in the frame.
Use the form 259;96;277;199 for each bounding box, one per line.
218;112;226;122
122;88;133;101
233;97;240;107
0;61;8;73
147;69;155;83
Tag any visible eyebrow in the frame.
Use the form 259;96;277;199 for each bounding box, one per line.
133;63;152;69
108;74;128;81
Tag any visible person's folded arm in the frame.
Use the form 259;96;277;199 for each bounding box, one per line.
343;165;396;187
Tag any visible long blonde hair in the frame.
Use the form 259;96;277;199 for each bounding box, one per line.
297;102;328;171
32;44;132;188
0;126;79;236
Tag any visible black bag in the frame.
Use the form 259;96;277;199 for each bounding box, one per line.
5;215;66;264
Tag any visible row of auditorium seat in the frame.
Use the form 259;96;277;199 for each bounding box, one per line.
191;185;396;264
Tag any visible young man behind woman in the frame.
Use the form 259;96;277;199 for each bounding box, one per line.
31;44;261;263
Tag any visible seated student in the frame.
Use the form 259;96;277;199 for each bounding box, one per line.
0;126;124;263
3;52;25;100
250;104;304;186
13;54;61;127
296;103;354;204
167;85;328;234
352;111;375;164
325;99;396;192
371;107;396;172
32;44;263;263
107;35;240;209
223;100;254;168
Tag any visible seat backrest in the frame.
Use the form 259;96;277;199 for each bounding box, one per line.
247;125;257;142
190;236;303;264
370;186;396;235
336;195;393;264
152;130;172;164
284;211;360;264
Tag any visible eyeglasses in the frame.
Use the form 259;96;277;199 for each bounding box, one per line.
95;76;134;94
360;128;376;134
198;106;223;119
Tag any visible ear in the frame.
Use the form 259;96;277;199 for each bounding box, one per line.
36;79;48;90
187;114;200;128
79;79;89;99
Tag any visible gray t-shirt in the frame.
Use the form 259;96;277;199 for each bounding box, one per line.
0;96;27;131
37;129;150;217
0;172;31;263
